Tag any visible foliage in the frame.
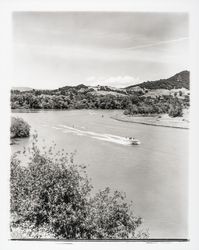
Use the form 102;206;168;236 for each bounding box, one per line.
10;89;188;117
168;104;183;117
10;135;147;239
10;71;189;118
124;95;186;117
86;188;143;239
10;117;30;138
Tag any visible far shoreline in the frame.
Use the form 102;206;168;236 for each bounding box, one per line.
111;111;189;130
111;116;189;130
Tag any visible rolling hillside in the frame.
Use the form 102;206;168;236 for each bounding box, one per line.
11;70;190;118
126;71;190;91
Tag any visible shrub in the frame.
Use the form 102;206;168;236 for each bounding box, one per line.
10;134;147;239
123;109;130;115
168;105;183;117
10;117;30;138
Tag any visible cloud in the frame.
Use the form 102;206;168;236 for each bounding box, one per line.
15;35;188;67
86;75;140;87
125;37;189;51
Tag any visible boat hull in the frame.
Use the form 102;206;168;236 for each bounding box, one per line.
131;141;140;145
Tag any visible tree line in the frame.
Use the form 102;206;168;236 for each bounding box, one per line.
11;89;190;117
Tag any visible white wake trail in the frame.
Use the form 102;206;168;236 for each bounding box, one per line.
52;124;131;146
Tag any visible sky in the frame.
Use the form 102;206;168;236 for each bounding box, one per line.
13;12;189;89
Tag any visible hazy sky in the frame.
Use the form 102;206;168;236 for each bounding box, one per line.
13;12;189;89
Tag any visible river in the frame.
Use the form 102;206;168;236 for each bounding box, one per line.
11;109;188;239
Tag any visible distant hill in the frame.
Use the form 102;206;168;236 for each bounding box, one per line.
126;71;190;90
11;70;190;115
12;71;190;95
58;84;88;91
12;87;33;92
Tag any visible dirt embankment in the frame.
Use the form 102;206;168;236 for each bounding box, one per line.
111;110;189;129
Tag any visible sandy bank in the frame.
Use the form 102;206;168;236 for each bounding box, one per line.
111;110;189;129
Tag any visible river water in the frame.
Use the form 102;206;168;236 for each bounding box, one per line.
11;109;188;239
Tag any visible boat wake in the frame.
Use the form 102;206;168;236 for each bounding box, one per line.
52;124;132;146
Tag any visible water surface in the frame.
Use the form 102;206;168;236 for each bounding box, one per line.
11;109;188;239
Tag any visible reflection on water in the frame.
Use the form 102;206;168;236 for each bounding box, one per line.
11;109;188;239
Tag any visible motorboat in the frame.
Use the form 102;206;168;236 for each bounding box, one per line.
128;137;141;145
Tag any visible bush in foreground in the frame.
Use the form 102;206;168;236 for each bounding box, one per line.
10;117;30;138
10;134;148;239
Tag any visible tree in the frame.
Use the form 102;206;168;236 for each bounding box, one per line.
10;117;30;138
168;104;183;117
179;90;183;96
10;135;147;239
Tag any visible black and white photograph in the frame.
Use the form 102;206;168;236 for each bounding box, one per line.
0;1;198;248
9;10;190;241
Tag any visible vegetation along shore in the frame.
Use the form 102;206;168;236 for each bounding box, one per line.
111;110;189;129
11;71;190;122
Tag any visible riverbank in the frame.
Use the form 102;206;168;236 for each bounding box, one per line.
111;110;189;129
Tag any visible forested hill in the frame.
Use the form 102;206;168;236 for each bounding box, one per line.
12;70;190;95
11;71;190;117
126;71;190;90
